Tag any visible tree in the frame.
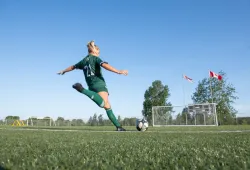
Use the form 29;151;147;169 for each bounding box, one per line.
118;115;122;123
5;116;13;120
237;117;250;125
142;80;171;125
76;119;84;126
64;119;71;126
98;114;104;126
191;71;238;125
13;116;20;120
5;116;20;120
128;117;137;126
0;119;4;125
57;117;64;121
241;119;248;125
121;117;137;126
56;117;65;126
92;113;98;126
88;116;93;125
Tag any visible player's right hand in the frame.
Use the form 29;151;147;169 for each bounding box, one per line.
119;70;128;76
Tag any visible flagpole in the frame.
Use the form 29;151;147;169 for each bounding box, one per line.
209;70;216;125
218;75;223;126
209;70;214;104
182;74;186;106
182;74;188;125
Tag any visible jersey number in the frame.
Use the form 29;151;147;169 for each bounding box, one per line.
84;64;94;77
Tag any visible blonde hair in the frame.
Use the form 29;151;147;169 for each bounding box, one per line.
87;40;100;56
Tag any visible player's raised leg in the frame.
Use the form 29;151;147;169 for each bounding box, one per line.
98;91;126;131
72;83;105;108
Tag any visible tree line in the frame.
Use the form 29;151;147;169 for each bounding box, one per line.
2;114;137;126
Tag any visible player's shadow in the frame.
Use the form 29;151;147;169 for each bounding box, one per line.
0;166;7;170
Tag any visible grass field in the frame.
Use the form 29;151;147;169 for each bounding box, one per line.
1;125;250;170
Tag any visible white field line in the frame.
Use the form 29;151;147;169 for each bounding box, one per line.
0;127;250;133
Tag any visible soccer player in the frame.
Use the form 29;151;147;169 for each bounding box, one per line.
57;41;127;131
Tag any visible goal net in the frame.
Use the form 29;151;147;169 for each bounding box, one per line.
27;117;56;127
152;103;218;126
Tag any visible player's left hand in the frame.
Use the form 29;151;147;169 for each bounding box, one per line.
119;70;128;76
57;71;65;75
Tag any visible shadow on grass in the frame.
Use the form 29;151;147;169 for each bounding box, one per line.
0;166;8;170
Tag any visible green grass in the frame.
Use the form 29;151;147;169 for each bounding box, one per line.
0;126;250;170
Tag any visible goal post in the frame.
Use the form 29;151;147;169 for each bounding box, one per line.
152;103;218;126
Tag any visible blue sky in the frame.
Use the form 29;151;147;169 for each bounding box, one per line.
0;0;249;121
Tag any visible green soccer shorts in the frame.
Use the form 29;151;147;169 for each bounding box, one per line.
88;83;109;94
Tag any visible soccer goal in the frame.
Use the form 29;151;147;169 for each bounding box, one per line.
152;103;218;126
27;117;56;126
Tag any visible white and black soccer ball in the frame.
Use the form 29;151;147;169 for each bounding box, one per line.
136;118;149;131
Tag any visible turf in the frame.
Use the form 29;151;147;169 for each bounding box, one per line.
0;126;250;170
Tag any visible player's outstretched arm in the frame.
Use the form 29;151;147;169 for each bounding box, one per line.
101;63;128;76
57;65;75;75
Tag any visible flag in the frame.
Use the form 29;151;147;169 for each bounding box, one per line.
209;70;222;80
183;74;193;83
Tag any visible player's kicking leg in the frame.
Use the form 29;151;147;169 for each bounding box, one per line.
72;83;105;107
72;83;126;131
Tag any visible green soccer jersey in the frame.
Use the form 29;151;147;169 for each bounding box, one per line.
73;54;107;87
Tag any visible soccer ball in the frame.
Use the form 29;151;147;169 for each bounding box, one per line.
136;118;149;131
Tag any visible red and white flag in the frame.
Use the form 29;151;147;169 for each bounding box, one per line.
183;74;193;83
209;71;222;80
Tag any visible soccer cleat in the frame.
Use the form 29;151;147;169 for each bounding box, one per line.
117;126;126;131
72;83;84;92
